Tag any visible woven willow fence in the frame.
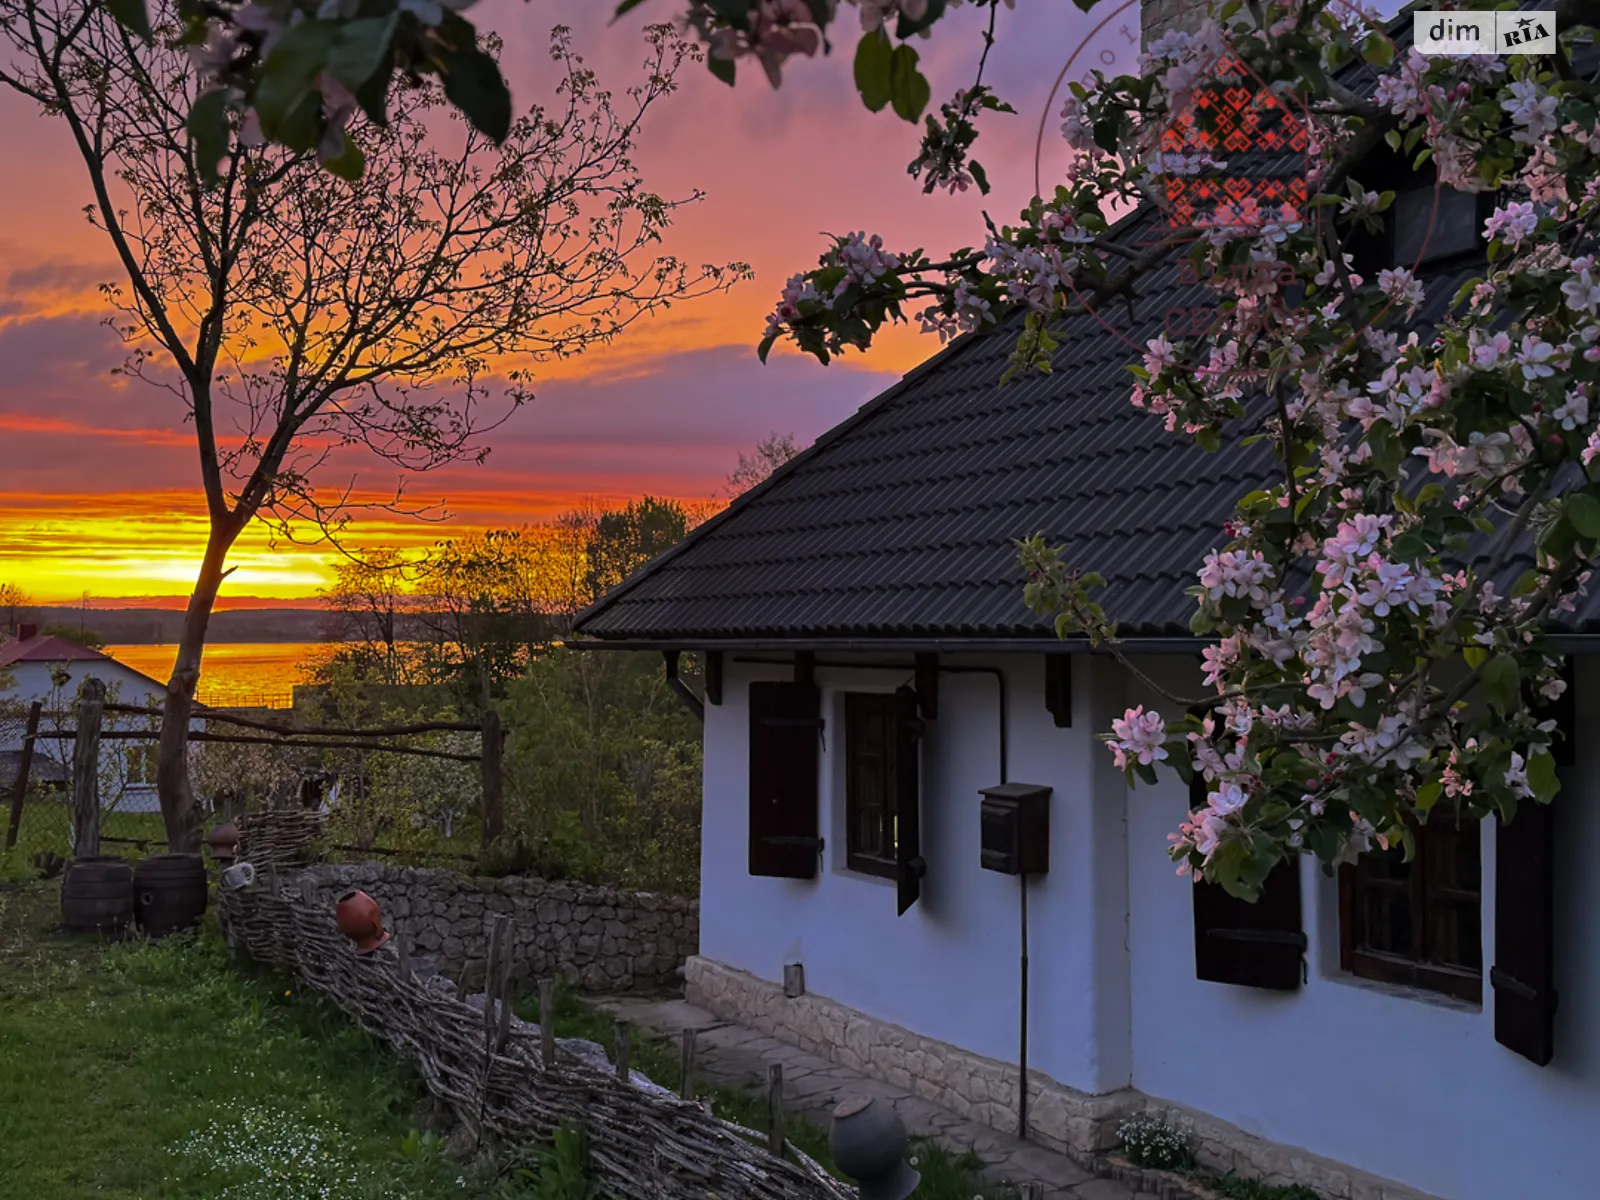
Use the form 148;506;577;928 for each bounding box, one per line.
218;875;851;1200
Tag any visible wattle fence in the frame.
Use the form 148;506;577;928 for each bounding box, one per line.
217;872;849;1200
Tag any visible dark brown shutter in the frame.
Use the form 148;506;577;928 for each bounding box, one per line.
1190;775;1305;989
894;686;926;915
1493;797;1557;1065
748;681;822;879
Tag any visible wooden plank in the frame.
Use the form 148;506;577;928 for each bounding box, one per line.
5;700;41;850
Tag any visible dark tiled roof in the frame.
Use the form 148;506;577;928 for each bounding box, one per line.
575;17;1568;647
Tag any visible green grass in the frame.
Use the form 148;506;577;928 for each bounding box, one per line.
516;983;1016;1200
0;880;502;1199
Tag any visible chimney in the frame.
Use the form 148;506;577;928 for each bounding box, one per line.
1142;0;1210;48
17;623;38;641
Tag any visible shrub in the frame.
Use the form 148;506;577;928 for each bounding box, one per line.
1117;1115;1196;1171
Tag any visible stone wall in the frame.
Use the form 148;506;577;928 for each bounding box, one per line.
686;956;1441;1200
302;864;698;992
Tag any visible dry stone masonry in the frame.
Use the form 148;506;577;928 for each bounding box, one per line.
301;864;697;992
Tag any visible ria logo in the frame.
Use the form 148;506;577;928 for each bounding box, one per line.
1414;10;1556;55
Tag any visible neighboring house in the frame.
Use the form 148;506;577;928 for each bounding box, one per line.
0;624;172;814
572;15;1596;1200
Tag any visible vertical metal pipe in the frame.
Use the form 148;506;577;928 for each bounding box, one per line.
1019;871;1029;1139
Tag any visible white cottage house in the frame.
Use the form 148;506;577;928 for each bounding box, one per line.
0;624;172;812
571;12;1595;1198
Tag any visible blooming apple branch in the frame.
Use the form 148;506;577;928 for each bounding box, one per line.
756;0;1600;900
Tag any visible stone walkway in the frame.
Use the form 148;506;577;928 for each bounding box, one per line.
591;994;1153;1200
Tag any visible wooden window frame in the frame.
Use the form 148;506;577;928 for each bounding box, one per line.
844;692;898;879
1339;814;1483;1005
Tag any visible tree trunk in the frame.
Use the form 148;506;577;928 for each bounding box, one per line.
156;529;232;853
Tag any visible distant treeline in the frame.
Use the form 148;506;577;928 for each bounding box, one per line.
24;606;339;645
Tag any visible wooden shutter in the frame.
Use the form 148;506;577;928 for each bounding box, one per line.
1190;775;1305;989
1493;798;1557;1065
894;686;926;915
748;681;822;879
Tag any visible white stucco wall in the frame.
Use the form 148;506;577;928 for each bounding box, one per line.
699;654;1134;1096
2;657;170;812
1123;654;1600;1200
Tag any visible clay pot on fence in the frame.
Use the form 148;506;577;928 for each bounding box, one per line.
134;853;209;937
61;855;135;936
335;889;390;953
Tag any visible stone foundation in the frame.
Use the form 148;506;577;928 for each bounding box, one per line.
685;955;1136;1157
686;956;1440;1200
301;864;697;992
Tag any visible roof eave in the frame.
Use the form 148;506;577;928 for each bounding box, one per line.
566;634;1209;654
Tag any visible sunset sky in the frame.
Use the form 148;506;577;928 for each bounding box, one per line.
0;0;1141;607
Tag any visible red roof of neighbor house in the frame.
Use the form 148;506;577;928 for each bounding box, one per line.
0;633;112;668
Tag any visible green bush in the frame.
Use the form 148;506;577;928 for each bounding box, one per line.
499;648;701;895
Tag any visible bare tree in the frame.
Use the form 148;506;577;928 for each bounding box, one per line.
723;432;802;497
0;1;750;850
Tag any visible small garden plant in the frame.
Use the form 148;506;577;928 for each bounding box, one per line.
1117;1115;1197;1172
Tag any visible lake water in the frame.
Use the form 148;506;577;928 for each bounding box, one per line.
105;643;325;709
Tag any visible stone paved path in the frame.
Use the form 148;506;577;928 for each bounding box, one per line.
591;995;1153;1200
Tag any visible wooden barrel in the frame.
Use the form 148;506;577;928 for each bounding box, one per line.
60;856;135;935
134;853;209;937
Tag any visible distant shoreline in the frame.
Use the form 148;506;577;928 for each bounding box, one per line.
23;605;336;647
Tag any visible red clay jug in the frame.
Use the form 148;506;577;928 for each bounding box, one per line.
335;889;390;953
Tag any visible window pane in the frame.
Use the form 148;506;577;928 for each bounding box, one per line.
845;693;896;863
1430;900;1482;971
1357;847;1412;956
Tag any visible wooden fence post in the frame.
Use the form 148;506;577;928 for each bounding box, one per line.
479;708;504;848
5;700;41;850
71;678;104;859
767;1063;786;1157
614;1020;631;1083
539;978;556;1067
679;1028;698;1101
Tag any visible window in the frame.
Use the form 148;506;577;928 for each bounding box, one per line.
1339;811;1482;1003
1392;185;1480;266
125;744;157;785
844;693;898;878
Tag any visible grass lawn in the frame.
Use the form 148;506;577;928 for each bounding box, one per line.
0;880;491;1199
0;872;1011;1199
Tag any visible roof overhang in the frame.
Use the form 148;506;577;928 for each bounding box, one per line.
565;635;1210;654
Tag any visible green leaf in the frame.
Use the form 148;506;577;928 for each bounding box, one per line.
354;52;395;128
1526;751;1560;803
1361;31;1394;67
105;0;151;39
969;160;990;195
888;44;930;123
321;136;365;181
1415;779;1441;813
187;88;232;188
1462;645;1488;670
1567;491;1600;540
327;13;399;92
707;54;736;87
853;27;893;113
255;19;338;150
436;33;512;143
1482;654;1520;715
